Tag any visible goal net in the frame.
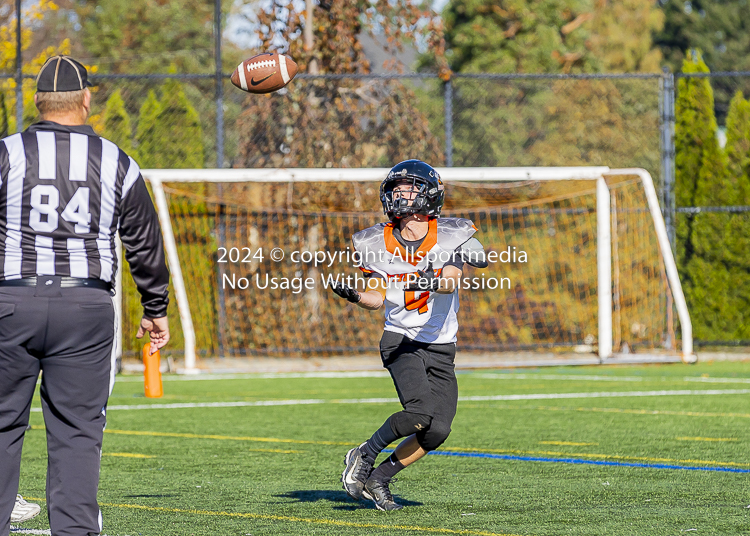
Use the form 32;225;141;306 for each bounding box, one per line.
117;167;692;371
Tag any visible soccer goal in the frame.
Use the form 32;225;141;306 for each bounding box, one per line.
117;167;692;373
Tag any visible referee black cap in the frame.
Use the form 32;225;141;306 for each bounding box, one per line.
36;56;93;93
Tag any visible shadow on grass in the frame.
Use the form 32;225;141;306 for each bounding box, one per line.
276;490;422;510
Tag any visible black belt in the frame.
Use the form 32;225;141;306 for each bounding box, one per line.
0;276;111;291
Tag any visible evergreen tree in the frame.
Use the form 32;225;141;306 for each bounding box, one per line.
526;0;664;172
674;51;748;339
73;0;241;75
154;79;204;169
674;50;713;311
101;89;133;154
438;0;664;168
528;78;660;174
440;0;663;74
135;90;161;169
588;0;664;72
655;0;750;75
674;51;715;210
654;0;750;123
437;0;595;167
442;0;597;74
725;91;750;202
722;91;750;286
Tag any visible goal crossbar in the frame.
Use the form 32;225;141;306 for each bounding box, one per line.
137;167;693;373
142;166;612;183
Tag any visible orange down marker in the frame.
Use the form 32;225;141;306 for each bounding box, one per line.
143;344;163;398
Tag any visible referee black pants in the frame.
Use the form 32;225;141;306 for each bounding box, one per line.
0;280;116;536
380;331;458;451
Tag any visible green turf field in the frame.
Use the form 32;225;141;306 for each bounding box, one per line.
14;360;750;535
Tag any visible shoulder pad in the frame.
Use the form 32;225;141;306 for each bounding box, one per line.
436;217;476;252
436;217;476;233
352;223;387;252
459;237;488;268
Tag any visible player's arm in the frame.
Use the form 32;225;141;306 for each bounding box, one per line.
437;236;489;293
405;236;486;294
436;265;462;294
358;289;386;310
436;236;488;292
434;244;469;293
331;275;386;310
404;262;461;294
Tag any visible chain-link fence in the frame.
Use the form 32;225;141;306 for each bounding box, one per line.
2;0;750;351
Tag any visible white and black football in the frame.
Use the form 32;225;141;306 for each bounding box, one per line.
230;52;298;94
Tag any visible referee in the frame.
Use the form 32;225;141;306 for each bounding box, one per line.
0;56;170;536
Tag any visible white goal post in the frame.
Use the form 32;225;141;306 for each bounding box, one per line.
130;167;693;373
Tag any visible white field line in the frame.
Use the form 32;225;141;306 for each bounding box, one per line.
113;371;750;384
475;373;750;384
28;389;750;412
473;373;646;382
683;376;750;384
115;371;390;383
10;531;108;536
458;389;750;401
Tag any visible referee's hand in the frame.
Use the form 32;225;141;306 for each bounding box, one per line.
137;316;170;355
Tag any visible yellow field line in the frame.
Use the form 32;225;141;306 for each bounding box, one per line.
102;503;525;536
446;447;750;468
102;428;748;469
32;427;306;453
460;403;750;419
103;428;354;446
248;448;301;454
676;437;738;442
22;498;523;536
539;441;597;446
103;453;155;459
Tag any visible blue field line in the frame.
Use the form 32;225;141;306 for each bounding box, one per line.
382;449;750;473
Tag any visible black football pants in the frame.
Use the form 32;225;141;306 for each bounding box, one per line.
0;279;116;536
380;331;458;451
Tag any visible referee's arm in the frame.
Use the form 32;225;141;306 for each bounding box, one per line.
119;174;171;353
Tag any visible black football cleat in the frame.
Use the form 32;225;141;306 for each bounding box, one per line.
341;443;374;500
364;477;403;511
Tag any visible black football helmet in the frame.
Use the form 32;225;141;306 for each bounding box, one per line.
380;160;445;219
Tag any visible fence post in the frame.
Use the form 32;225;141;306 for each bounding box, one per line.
659;68;676;251
444;78;453;167
15;0;22;132
659;68;677;351
215;0;227;357
215;0;224;168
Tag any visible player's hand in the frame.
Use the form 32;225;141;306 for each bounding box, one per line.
137;316;170;355
331;281;361;303
404;262;440;291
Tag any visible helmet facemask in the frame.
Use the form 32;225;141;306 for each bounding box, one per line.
382;178;431;219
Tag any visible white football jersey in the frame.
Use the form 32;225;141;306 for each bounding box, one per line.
352;217;477;344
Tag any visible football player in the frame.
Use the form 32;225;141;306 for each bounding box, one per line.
331;159;487;511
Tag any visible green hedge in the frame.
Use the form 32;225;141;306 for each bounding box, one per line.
676;51;750;341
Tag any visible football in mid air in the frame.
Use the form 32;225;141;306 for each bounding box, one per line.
231;52;298;94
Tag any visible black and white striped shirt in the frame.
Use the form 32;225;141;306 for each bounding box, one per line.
0;121;169;317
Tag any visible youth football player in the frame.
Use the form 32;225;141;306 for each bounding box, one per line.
331;159;487;511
